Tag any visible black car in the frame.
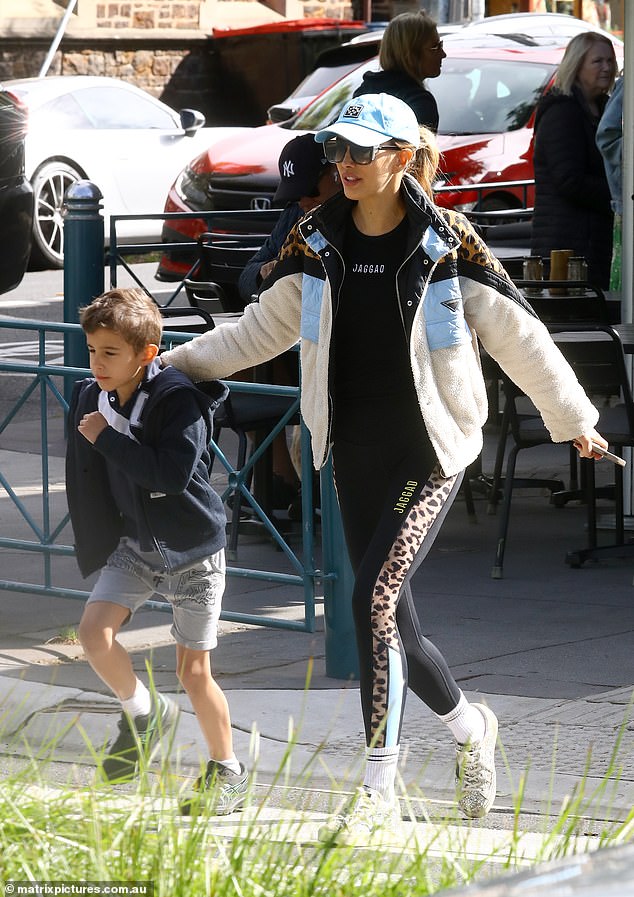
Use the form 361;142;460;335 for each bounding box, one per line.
0;85;33;294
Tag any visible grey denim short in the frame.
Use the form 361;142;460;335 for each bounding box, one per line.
88;537;225;650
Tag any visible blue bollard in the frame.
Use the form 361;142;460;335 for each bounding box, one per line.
63;180;104;397
320;457;359;680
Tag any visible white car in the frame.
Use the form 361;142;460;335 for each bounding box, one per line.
449;12;621;41
6;76;241;268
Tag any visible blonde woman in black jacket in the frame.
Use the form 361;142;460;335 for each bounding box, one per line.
353;11;446;131
531;31;617;287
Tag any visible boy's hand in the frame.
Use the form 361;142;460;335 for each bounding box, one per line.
78;411;108;444
259;260;277;281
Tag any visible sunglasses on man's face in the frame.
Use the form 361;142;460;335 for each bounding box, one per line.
323;137;402;165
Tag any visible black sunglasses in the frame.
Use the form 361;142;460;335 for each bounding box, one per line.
323;137;402;166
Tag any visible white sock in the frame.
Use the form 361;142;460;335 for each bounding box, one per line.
362;745;400;802
438;693;485;745
215;755;241;775
121;679;152;719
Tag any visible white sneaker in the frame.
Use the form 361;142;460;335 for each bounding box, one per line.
455;702;498;819
317;787;400;845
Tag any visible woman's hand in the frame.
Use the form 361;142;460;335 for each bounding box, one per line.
573;429;608;459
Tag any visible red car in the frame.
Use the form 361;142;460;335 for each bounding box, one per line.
157;36;623;281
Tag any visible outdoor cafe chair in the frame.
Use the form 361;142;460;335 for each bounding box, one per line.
159;305;216;336
183;232;266;314
490;324;634;578
486;280;611;517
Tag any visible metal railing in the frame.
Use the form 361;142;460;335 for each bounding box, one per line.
0;320;318;631
434;176;534;211
0;319;356;677
107;209;283;308
104;180;536;307
61;181;357;678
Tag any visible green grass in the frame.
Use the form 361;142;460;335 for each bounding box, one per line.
46;626;80;645
0;706;632;894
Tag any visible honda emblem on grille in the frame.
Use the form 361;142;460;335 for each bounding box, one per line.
251;197;271;210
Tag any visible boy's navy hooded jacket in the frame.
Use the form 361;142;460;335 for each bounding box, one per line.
66;363;228;578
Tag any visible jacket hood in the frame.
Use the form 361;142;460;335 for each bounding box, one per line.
357;69;422;93
534;85;607;134
150;365;228;443
534;87;567;132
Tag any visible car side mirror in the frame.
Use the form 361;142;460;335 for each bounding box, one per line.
267;105;295;124
180;108;206;135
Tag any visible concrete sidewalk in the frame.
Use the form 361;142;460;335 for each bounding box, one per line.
1;423;634;839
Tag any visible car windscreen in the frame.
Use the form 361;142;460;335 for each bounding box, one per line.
290;60;376;133
73;87;177;129
291;56;556;136
431;58;556;135
289;61;371;101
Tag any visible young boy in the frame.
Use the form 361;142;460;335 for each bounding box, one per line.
65;287;247;815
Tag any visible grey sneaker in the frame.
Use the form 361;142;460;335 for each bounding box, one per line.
317;787;400;845
455;702;498;819
179;760;249;816
101;694;180;783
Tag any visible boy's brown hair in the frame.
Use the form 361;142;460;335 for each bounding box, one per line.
79;288;162;353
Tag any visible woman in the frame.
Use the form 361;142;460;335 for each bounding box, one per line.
352;11;446;131
531;31;618;288
162;93;606;843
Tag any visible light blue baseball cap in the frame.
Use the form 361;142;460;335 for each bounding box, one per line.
314;93;420;148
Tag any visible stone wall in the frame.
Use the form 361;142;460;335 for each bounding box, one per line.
0;0;364;125
0;0;347;37
0;40;196;100
0;27;362;126
94;1;203;31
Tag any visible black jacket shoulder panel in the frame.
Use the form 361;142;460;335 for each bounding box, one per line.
353;69;439;130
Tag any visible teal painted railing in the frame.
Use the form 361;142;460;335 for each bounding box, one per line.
0;319;319;635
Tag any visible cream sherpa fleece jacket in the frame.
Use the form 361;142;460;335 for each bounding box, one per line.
162;178;598;476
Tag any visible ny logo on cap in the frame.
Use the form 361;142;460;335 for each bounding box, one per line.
282;160;295;178
343;103;363;119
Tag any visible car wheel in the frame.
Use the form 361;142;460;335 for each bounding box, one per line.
30;161;83;269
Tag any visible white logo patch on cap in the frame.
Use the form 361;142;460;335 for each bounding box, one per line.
343;103;364;119
282;160;295;178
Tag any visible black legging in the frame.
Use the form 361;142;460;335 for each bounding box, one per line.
332;425;463;748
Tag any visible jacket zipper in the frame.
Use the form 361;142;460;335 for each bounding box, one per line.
395;237;447;379
322;238;346;468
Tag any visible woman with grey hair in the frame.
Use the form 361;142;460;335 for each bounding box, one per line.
530;31;618;287
352;10;446;131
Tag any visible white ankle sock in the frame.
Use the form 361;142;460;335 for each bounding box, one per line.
215;755;241;775
362;745;400;802
121;679;152;719
438;693;485;745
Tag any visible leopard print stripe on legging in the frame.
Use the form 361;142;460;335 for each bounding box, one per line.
333;434;464;751
368;466;458;744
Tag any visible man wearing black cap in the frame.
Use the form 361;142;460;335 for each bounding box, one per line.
238;134;340;303
237;134;339;515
